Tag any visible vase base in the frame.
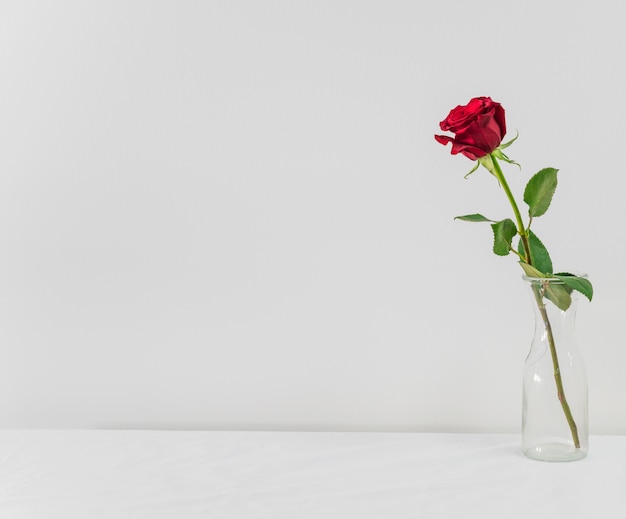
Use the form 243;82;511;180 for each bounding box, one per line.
523;443;587;462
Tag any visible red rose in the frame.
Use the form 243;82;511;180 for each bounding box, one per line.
435;97;506;160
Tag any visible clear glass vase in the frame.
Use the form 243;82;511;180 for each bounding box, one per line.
522;275;589;462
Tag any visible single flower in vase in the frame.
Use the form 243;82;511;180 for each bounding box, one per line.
435;96;593;462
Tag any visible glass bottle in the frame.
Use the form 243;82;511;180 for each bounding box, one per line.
522;275;589;462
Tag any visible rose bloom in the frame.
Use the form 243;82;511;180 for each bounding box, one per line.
435;97;506;160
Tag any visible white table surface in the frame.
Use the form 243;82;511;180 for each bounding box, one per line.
0;430;624;518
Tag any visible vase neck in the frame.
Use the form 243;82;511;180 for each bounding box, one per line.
524;279;580;346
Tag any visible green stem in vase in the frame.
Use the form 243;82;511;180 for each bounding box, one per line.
532;284;581;448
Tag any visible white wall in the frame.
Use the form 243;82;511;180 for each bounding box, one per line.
1;0;624;433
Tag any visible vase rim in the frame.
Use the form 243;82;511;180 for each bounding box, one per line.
522;271;588;283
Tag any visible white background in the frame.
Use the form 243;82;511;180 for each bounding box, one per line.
1;0;624;433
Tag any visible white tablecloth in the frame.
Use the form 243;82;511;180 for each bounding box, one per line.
0;430;624;518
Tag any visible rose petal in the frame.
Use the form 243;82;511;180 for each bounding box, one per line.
434;134;454;146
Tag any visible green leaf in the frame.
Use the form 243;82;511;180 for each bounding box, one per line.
554;274;594;302
518;230;553;274
545;284;572;311
498;130;519;150
491;219;517;256
523;167;558;217
519;261;546;278
478;155;497;178
454;214;494;223
519;262;572;311
491;148;520;169
464;161;481;179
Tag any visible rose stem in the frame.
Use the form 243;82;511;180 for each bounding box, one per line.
532;286;581;448
488;154;581;449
